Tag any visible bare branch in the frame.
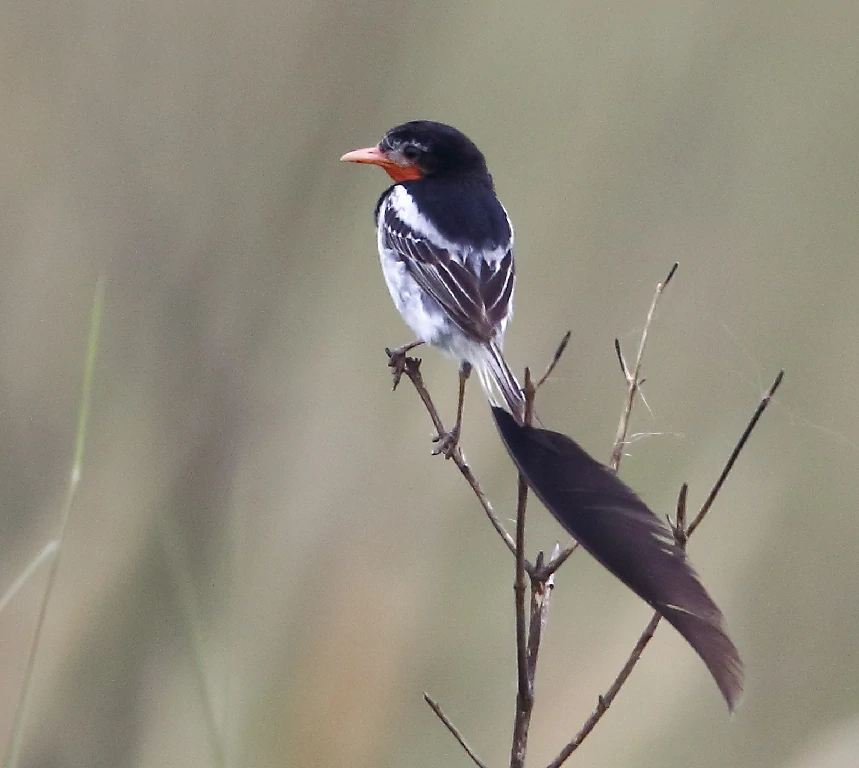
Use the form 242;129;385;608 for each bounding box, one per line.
609;262;678;471
424;694;489;768
545;611;662;768
388;351;523;562
511;371;537;768
513;473;531;710
511;548;560;768
687;370;784;537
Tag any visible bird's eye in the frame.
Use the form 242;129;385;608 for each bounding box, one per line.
402;145;421;162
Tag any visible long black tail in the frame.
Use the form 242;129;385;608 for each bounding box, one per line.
492;407;744;711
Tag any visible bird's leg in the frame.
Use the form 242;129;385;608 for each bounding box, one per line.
385;341;424;390
432;361;471;459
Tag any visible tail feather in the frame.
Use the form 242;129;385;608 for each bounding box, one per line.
492;407;744;711
476;342;526;425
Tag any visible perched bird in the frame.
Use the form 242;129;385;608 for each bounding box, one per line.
341;120;743;710
341;120;524;454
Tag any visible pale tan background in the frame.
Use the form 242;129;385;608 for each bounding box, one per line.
2;1;857;766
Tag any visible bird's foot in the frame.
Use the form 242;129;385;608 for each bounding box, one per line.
385;343;422;391
431;424;461;459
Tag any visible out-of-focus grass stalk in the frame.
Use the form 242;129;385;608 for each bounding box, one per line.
0;542;59;616
156;512;227;768
4;272;106;768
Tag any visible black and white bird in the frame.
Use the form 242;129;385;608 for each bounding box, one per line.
342;120;744;711
341;120;524;453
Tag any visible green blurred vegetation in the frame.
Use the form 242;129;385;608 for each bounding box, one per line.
1;1;857;766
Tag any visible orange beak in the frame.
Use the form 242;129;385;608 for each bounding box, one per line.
340;145;421;182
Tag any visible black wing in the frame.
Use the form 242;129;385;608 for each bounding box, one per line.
381;203;514;344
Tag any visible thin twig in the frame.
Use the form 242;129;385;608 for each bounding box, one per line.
545;612;662;768
538;542;579;580
547;370;783;768
536;331;572;390
687;371;784;537
609;262;678;471
424;694;489;768
391;353;523;562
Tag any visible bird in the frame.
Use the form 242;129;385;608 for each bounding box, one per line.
341;120;524;456
341;120;743;711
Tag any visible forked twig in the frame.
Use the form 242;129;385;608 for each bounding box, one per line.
538;541;579;580
609;262;678;471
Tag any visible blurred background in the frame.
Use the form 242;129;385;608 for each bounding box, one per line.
2;1;857;766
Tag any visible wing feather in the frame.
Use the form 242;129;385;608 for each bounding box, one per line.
381;203;514;343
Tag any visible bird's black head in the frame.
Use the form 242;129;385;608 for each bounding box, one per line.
381;121;489;179
341;120;491;183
